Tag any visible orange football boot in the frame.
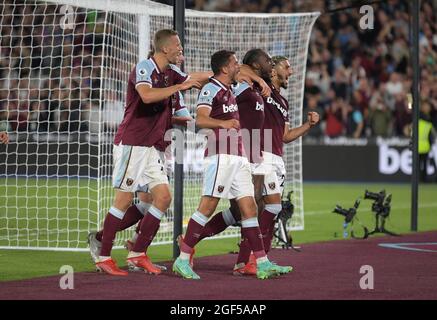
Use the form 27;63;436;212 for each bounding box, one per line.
96;258;128;276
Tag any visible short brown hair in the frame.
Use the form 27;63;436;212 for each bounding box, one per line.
211;50;236;75
243;48;268;67
154;29;178;53
272;55;288;66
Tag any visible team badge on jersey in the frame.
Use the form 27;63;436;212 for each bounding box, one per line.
126;178;134;186
217;185;225;193
268;182;276;190
202;90;210;97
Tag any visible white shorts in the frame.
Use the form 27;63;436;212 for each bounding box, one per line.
261;152;286;196
250;161;271;176
202;154;254;200
112;144;168;193
137;150;172;193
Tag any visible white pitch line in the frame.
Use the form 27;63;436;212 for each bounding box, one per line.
379;242;437;253
1;203;436;243
304;202;437;216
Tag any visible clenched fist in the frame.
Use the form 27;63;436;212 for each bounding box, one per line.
307;112;320;127
221;119;240;130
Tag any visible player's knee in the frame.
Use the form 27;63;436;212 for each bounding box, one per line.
113;193;133;212
239;201;258;219
113;203;130;213
248;200;258;214
197;197;219;217
155;192;172;209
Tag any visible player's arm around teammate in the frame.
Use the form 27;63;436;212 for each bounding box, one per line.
181;50;283;277
238;64;272;98
172;50;285;280
135;70;201;104
91;29;200;276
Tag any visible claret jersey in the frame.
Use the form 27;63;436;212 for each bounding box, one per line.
114;56;188;149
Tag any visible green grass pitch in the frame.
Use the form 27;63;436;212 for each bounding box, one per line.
0;179;436;281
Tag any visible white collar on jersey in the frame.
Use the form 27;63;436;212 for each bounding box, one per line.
210;77;228;91
149;56;161;74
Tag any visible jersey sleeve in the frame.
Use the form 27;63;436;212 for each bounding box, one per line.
231;81;251;97
135;60;153;87
174;92;186;111
170;64;189;85
196;86;215;108
173;92;191;117
174;107;191;118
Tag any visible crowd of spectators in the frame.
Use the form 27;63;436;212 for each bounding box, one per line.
0;2;104;135
1;0;436;141
184;0;437;140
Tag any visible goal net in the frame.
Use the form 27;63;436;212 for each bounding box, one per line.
0;0;319;250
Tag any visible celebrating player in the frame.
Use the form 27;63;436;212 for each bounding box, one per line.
90;29;203;276
190;54;320;276
234;55;319;268
172;50;283;280
88;53;193;272
88;41;274;275
187;48;286;276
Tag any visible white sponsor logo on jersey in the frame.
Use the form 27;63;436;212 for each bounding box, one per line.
266;97;287;117
223;104;238;113
255;102;264;111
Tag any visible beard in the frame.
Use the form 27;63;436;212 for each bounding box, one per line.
231;69;240;83
280;75;289;89
260;69;272;82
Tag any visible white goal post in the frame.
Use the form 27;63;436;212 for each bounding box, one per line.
0;0;319;251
